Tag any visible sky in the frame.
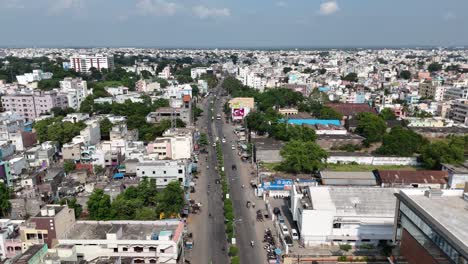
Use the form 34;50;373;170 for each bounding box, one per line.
0;0;467;48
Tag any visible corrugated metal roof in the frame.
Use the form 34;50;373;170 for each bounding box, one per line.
320;171;377;186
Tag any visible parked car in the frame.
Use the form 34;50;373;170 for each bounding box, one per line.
284;235;293;246
291;229;299;240
273;207;281;215
280;223;289;236
277;215;285;224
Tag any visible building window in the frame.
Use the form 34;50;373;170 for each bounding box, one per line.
160;248;165;253
333;223;341;229
178;169;183;174
113;248;118;252
164;171;166;174
142;171;145;175
149;247;156;252
164;179;167;182
153;171;155;174
133;246;143;253
122;247;128;252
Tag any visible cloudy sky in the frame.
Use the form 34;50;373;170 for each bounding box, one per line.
0;0;467;47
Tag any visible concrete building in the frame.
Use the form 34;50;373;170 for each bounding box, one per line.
326;152;419;166
441;163;468;189
147;135;192;160
251;138;284;163
290;186;397;246
69;54;114;73
62;142;82;161
136;160;186;188
72;120;101;146
190;67;208;79
59;77;89;110
394;189;468;264
16;70;53;85
450;99;468;125
444;87;468;100
1;91;68;121
59;220;184;264
22;205;75;248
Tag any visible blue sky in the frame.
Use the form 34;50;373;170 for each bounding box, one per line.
0;0;467;47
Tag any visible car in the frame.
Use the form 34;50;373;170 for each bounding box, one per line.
284;235;293;246
212;142;216;147
231;144;236;150
280;223;289;236
222;138;226;143
277;215;285;224
291;229;299;240
273;207;281;215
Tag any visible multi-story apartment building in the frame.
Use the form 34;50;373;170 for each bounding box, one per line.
16;70;53;85
393;189;467;264
1;91;68;121
444;87;468;100
69;54;115;73
59;77;89;110
450;99;468;125
136;160;187;188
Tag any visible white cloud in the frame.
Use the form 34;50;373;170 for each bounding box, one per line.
136;0;179;16
319;1;339;15
443;12;456;20
193;5;230;19
48;0;83;14
276;1;287;7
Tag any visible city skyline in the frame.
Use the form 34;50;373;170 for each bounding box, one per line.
0;0;467;47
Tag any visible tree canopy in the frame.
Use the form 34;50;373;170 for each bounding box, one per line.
280;140;327;173
33;117;86;145
399;70;411;80
379;108;396;120
342;72;358;82
427;62;442;72
376;127;428;156
0;182;11;217
421;141;464;169
355;113;387;145
87;189;112;220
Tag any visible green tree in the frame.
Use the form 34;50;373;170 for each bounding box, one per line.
319;107;343;120
99;118;113;140
51;107;75;117
140;70;153;79
64;160;76;173
37;79;60;90
0;182;11;217
399;70;411;80
427;62;442;72
155;78;169;88
283;67;293;74
421;142;464;169
376;127;428;156
379;108;396;120
135;207;158;220
60;197;82;218
199;133;209;146
191;84;199;97
87;189;112;220
280;140;327;173
94;165;105;175
355;113;387;145
158;181;184;216
342;72;358;82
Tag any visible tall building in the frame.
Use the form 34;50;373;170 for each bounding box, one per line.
394;189;468;264
69;54;115;73
59;77;88;110
450;99;468;125
1;91;68;121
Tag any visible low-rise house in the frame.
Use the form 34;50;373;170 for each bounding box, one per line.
320;171;377;186
316;134;365;150
62;142;82;161
441;163;468;189
375;170;448;189
251;138;284;163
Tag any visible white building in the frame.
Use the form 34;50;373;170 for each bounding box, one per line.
72;120;100;146
69;54;115;73
158;66;171;79
190;67;208;79
290;186;397;246
16;70;53;85
59;78;89;110
136;160;187;188
105;86;129;96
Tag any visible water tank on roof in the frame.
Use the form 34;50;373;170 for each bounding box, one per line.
48;208;55;216
40;208;48;216
151;232;159;240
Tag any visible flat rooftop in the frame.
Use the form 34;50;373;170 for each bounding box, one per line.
308;186;397;217
399;190;468;252
63;220;182;241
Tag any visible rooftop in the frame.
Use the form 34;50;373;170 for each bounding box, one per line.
441;163;468;174
320;171;377;186
398;189;468;255
63;220;182;241
308;186;397;217
326;103;376;116
376;170;448;185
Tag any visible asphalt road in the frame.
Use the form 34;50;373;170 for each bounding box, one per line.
212;87;268;264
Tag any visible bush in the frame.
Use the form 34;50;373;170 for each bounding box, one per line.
339;244;352;252
229;246;239;256
359;243;374;250
337;256;347;261
231;256;240;264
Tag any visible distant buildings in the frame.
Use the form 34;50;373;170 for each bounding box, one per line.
69;54;114;73
449;99;468;125
16;70;53;85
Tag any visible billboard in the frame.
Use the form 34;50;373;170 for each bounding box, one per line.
231;107;250;120
262;179;293;191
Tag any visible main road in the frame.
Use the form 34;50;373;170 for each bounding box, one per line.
212;83;267;264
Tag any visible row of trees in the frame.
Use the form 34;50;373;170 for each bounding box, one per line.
87;179;184;220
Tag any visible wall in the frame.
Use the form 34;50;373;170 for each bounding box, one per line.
327;155;419;166
400;229;438;264
299;210;334;246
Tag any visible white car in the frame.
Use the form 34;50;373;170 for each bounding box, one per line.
212;142;216;147
291;229;299;240
222;138;226;143
280;223;289;236
231;145;236;150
